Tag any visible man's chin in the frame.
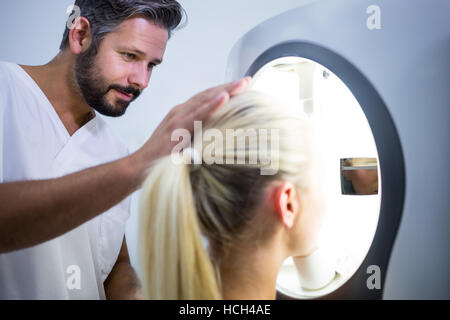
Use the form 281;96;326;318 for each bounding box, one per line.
92;103;129;117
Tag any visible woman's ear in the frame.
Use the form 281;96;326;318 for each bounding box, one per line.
68;17;92;55
272;182;300;228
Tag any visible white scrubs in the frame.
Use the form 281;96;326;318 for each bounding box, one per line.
0;61;131;299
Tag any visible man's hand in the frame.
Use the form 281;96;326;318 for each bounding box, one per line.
0;77;251;253
130;77;252;176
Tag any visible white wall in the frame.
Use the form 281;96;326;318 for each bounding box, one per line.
0;0;314;268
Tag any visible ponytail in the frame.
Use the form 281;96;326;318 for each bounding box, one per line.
138;156;221;299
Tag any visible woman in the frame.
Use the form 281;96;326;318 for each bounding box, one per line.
138;90;325;299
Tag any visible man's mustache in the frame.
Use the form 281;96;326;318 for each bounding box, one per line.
108;84;141;100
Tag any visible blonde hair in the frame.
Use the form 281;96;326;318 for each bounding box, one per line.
138;90;314;299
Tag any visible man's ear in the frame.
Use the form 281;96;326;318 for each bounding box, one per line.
68;17;92;55
272;182;300;228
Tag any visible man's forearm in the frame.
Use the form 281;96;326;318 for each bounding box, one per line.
0;78;252;254
104;261;142;300
0;154;146;253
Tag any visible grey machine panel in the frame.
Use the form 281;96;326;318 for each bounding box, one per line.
226;0;450;299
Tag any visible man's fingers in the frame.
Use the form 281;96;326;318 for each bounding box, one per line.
198;91;230;118
204;76;252;98
213;76;252;97
229;76;252;96
185;91;230;131
177;77;250;117
171;76;252;132
197;76;252;110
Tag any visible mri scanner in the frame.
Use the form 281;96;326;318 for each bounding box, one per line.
225;0;450;299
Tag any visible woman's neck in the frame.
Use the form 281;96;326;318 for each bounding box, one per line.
218;239;287;300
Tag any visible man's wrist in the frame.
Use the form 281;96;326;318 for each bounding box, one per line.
120;153;146;190
124;148;159;188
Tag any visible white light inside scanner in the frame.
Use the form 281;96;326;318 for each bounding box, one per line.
251;56;381;299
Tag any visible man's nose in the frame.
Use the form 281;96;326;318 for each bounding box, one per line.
128;64;150;89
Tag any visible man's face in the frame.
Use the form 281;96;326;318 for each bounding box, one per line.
74;17;168;117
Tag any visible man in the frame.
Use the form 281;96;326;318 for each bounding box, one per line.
0;0;250;299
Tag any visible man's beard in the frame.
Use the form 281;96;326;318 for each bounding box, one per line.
74;46;141;117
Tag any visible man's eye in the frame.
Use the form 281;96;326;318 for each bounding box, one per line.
123;53;136;60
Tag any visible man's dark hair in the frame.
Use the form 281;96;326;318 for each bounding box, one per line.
60;0;185;52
